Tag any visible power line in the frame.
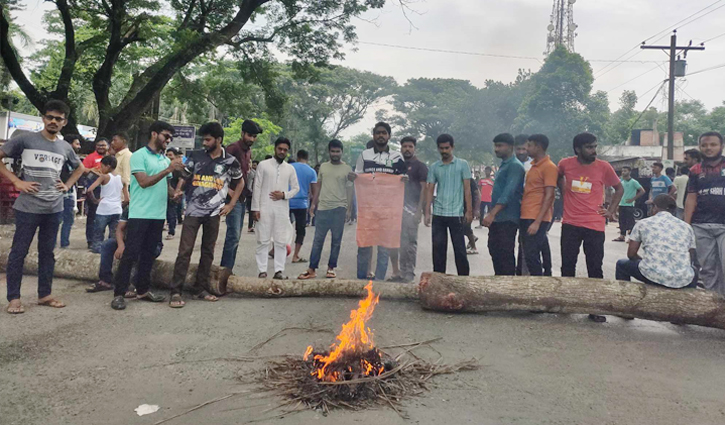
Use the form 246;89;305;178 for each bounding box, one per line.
702;31;725;44
628;80;667;132
637;79;667;101
605;64;661;93
687;62;725;76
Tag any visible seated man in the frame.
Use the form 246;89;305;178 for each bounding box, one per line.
616;194;699;288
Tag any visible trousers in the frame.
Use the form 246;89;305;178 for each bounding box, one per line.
398;210;420;281
290;208;307;245
487;221;518;276
432;215;469;276
170;215;220;295
220;200;245;269
692;223;725;295
255;206;290;274
309;207;347;270
113;219;164;297
519;219;552;276
59;196;75;248
560;223;605;278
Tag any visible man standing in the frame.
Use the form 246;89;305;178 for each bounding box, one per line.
164;147;184;239
673;166;689;219
476;166;494;228
252;137;299;279
613;166;645;242
0;100;85;314
482;133;525;276
558;132;623;323
221;119;262;270
83;138;109;249
684;148;702;169
168;123;243;308
111;121;184;310
519;134;557;276
59;134;82;248
111;132;132;189
246;160;258;232
685;131;725;295
298;140;353;280
424;134;472;276
289;150;317;263
647;162;674;214
349;122;407;280
388;136;428;282
514;134;532;171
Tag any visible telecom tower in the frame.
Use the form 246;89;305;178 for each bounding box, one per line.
546;0;578;55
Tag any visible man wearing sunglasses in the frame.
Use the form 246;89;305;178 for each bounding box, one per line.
111;120;185;310
0;100;86;314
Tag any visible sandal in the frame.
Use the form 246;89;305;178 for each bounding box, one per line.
291;257;307;264
6;300;24;314
326;270;337;279
298;271;317;280
38;297;66;308
273;271;287;280
195;291;218;302
136;291;165;303
467;248;479;255
258;272;268;279
86;281;113;293
169;294;185;308
366;272;375;279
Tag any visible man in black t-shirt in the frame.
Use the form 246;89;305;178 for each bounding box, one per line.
389;137;428;283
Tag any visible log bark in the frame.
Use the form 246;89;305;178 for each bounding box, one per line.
419;272;725;330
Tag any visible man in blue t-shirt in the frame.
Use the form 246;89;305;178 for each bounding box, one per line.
289;150;318;263
648;162;674;216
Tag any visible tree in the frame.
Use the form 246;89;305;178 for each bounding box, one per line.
0;0;388;138
603;90;637;145
223;115;281;160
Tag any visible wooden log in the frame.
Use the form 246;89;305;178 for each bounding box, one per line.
0;241;229;296
419;272;725;330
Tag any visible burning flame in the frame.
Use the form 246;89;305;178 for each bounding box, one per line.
304;282;382;382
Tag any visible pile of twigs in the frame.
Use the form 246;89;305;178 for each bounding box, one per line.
250;345;479;417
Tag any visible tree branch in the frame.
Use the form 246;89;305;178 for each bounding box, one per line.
179;0;197;31
53;0;78;99
0;7;44;110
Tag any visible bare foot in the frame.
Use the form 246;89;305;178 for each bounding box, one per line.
37;296;66;308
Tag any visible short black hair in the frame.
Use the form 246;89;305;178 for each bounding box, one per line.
679;166;689;175
653;194;677;214
95;138;109;145
652;162;664;169
484;166;492;172
274;137;291;148
665;167;675;175
573;132;597;155
514;134;529;146
149;120;175;138
684;148;702;162
166;146;181;156
100;155;117;169
297;149;309;160
493;133;515;145
42;99;70;117
622;165;632;171
199;122;224;140
373;122;392;136
328;139;344;151
400;136;417;146
113;132;129;145
527;134;549;151
64;134;81;143
699;131;724;145
436;134;454;147
252;160;260;164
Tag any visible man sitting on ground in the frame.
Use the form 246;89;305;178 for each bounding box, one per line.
616;194;699;288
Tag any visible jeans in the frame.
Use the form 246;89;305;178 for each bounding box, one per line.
167;200;183;235
220;200;245;269
113;219;164;297
358;246;390;280
246;196;254;229
290;208;307;245
86;201;98;246
479;202;491;226
92;214;119;253
560;223;605;278
432;215;470;276
99;238;163;284
487;221;518;276
309;207;347;270
619;206;635;236
616;259;698;288
519;219;551;276
399;210;420;281
692;223;725;296
676;207;685;220
171;215;220;295
59;196;75;248
6;210;61;301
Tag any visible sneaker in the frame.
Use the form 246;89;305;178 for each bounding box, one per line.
111;296;126;310
273;271;287;280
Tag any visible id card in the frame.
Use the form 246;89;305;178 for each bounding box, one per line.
572;179;593;194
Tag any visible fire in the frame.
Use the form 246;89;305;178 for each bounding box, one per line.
304;282;383;382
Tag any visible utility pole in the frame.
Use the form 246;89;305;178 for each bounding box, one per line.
641;31;704;160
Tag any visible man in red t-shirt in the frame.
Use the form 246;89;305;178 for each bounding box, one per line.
82;138;108;170
477;166;494;228
82;138;109;249
558;133;623;323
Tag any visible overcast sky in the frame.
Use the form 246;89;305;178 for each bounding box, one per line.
12;0;725;138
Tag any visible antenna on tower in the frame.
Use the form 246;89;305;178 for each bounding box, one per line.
545;0;577;55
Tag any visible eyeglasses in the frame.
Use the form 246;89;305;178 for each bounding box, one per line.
44;114;66;123
162;133;174;142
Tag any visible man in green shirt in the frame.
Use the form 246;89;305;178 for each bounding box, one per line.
613;166;645;242
111;121;185;310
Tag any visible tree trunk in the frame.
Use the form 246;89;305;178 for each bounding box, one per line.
419;272;725;330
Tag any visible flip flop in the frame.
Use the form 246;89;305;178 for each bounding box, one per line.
38;298;66;308
326;270;336;279
86;281;113;293
195;291;218;302
291;258;308;263
6;301;24;314
169;294;185;308
298;271;317;280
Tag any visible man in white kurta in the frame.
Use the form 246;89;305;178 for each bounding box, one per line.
252;138;300;278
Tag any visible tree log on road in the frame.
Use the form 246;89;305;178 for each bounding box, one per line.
419;272;725;330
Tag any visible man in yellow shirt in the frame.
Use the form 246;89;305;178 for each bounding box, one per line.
111;132;132;187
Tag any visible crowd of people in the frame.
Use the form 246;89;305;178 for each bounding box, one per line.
1;99;724;320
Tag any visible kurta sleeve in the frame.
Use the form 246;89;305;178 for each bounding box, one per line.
285;165;300;200
252;161;263;212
